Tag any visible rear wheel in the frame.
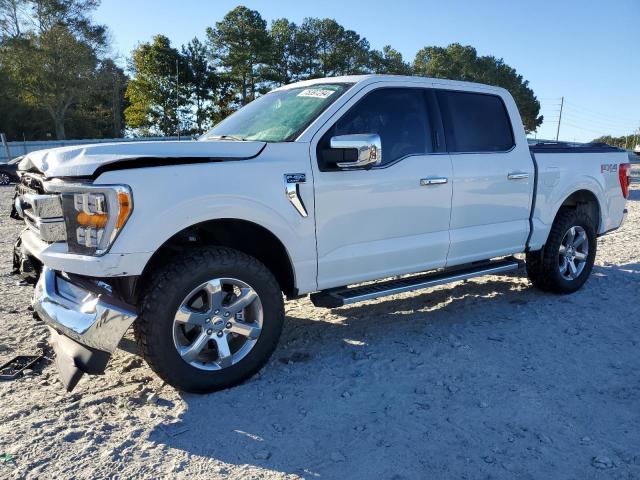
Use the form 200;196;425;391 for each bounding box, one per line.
135;247;284;393
526;208;597;294
0;173;11;185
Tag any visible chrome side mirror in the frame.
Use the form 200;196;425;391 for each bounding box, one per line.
330;133;382;169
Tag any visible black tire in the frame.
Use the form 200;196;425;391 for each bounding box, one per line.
525;207;597;294
134;247;284;393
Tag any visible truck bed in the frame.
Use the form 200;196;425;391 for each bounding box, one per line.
526;141;629;250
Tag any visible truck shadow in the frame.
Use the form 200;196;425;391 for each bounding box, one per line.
146;262;640;478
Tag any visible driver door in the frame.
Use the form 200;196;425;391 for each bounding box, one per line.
310;83;454;289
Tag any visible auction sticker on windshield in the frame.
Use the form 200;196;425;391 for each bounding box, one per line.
297;89;335;99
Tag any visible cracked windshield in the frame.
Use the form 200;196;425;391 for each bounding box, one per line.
201;84;350;142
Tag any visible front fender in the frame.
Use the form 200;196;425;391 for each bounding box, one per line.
116;192;298;255
95;147;317;292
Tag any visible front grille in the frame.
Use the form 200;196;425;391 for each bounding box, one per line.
18;173;45;195
15;173;66;243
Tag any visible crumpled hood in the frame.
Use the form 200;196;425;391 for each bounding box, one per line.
19;140;267;178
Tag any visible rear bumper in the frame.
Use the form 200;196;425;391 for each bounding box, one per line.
33;267;137;390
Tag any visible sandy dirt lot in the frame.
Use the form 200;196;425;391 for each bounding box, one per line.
0;184;638;479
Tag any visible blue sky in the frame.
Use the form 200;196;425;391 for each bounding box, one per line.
96;0;640;142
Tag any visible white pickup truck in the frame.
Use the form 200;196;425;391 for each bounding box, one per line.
11;75;631;392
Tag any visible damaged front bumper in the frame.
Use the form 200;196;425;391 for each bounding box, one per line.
32;267;137;391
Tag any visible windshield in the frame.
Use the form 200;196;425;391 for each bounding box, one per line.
201;83;351;142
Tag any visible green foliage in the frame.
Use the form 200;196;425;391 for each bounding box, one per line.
0;0;27;38
124;35;189;136
414;44;542;133
0;60;51;139
267;18;298;85
369;45;411;75
30;0;107;49
4;25;98;139
182;37;217;133
206;6;271;106
67;58;128;138
592;134;639;149
294;17;369;79
2;3;546;141
0;0;125;140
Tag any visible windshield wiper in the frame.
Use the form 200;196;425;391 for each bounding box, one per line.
205;134;247;141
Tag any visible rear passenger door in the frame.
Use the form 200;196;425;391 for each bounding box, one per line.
437;87;534;266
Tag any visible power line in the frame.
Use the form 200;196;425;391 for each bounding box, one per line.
535;96;639;141
562;100;637;124
562;121;613;135
563;121;624;134
563;99;637;122
560;112;635;131
540;106;634;132
561;108;634;129
538;103;562;110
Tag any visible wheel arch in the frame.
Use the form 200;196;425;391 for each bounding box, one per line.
555;188;602;231
137;218;297;300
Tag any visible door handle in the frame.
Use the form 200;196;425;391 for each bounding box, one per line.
507;172;529;180
420;177;448;186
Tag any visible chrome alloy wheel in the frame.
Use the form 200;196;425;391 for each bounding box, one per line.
0;173;10;185
172;278;263;371
558;226;589;280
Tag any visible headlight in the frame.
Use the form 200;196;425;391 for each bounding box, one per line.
48;184;133;255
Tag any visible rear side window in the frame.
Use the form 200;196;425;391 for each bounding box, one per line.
438;90;514;153
318;88;434;169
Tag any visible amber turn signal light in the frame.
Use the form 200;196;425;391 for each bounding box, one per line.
116;191;131;228
76;211;108;229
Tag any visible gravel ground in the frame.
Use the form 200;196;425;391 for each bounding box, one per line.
0;183;638;479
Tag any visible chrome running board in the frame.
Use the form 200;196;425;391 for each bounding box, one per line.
310;257;523;308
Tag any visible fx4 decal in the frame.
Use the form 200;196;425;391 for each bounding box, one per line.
601;164;618;174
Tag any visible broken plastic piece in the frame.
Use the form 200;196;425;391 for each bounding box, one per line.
0;353;44;381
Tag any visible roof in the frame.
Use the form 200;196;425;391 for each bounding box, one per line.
273;74;503;93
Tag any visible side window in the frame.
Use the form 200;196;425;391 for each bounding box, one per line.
318;88;434;169
438;90;514;153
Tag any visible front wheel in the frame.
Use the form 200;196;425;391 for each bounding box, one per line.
134;247;284;393
525;208;597;294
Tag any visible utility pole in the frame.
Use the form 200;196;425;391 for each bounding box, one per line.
176;58;181;141
555;96;564;142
